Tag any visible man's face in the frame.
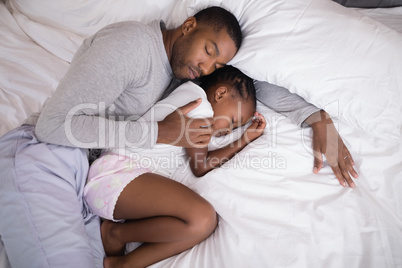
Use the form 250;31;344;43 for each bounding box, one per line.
171;24;238;80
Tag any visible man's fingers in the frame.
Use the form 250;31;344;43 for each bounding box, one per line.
182;117;214;148
338;142;358;187
342;147;359;179
312;142;323;174
339;160;355;188
193;134;212;143
343;156;358;179
343;171;355;188
158;101;214;148
332;152;356;188
313;155;323;174
185;134;212;148
331;166;347;187
188;117;214;128
349;166;358;179
344;148;355;166
177;98;202;115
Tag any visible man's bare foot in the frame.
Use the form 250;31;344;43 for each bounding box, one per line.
101;220;126;256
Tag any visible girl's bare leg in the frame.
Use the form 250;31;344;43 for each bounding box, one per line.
102;173;217;268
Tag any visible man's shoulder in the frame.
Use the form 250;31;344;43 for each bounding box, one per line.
86;20;163;61
94;20;160;43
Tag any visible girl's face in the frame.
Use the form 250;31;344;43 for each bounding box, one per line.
208;86;255;137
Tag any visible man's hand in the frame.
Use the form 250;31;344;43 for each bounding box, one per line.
304;110;359;188
157;98;214;148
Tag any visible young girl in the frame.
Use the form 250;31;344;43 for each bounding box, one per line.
84;66;266;268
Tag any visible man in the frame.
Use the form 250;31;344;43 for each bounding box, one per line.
0;6;356;268
0;6;240;268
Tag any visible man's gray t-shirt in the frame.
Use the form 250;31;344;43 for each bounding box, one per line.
33;20;178;149
29;19;319;151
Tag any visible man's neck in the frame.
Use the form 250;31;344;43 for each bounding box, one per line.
162;27;182;62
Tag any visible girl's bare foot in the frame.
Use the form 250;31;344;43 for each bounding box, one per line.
104;256;125;268
101;220;126;256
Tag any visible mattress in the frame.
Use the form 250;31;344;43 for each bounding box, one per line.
0;1;401;267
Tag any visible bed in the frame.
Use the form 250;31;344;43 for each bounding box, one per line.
1;0;401;267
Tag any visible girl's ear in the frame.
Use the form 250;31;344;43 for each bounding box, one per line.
215;86;228;102
181;17;197;35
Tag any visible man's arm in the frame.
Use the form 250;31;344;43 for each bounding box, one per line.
254;80;320;127
35;23;157;149
254;80;358;187
35;23;212;150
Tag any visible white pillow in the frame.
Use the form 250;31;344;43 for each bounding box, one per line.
171;0;402;140
7;0;402;139
6;0;179;62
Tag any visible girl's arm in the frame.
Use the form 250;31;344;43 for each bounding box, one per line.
186;112;266;177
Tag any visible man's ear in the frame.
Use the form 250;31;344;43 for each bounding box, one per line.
181;17;197;35
215;86;228;102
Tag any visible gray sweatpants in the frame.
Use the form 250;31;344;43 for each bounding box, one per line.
0;125;104;268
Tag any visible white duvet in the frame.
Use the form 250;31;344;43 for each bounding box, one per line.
0;0;401;267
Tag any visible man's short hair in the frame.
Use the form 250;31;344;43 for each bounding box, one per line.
193;6;242;49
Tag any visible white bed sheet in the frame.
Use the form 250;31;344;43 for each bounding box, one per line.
0;2;68;137
149;104;402;268
0;2;401;268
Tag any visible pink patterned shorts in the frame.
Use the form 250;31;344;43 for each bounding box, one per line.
84;152;150;222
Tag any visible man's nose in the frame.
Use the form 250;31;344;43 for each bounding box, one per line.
199;59;215;76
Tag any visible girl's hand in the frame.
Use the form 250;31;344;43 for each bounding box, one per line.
242;112;267;143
